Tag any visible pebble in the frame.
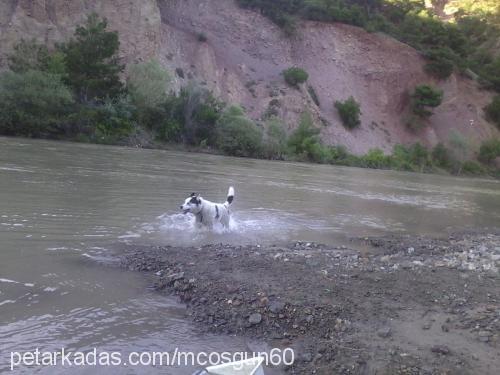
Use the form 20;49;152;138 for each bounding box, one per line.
248;313;262;325
431;345;450;355
269;301;286;313
377;326;392;338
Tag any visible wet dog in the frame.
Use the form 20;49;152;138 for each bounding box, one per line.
180;187;234;228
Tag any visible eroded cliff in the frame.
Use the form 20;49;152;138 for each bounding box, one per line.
0;0;497;153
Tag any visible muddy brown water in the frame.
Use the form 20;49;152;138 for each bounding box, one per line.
1;137;500;373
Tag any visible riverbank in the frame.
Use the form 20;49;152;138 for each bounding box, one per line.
5;134;500;180
119;231;500;374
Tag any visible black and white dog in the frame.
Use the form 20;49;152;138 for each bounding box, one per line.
180;187;235;228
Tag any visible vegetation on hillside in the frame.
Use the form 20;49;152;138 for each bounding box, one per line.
283;67;309;87
335;96;362;129
237;0;500;116
1;13;499;178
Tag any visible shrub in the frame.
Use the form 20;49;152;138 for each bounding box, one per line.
180;86;224;145
335;96;361;129
60;13;124;102
68;96;135;143
92;96;135;143
462;160;485;175
411;85;443;118
485;96;500;129
478;138;500;164
0;70;74;137
449;130;469;174
432;142;451;169
408;142;430;172
390;144;415;171
8;39;49;73
283;67;309;87
362;148;391;169
326;145;350;164
481;58;500;92
215;106;263;157
127;59;171;109
8;40;68;77
287;112;322;160
262;117;288;159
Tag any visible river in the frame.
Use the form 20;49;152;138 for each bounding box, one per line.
1;137;500;373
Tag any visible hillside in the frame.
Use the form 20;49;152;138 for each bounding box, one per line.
0;0;498;154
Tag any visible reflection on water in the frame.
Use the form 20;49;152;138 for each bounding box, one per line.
1;137;500;373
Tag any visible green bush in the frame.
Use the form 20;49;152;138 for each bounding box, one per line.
0;70;74;137
481;58;500;92
432;142;452;169
411;85;443;118
390;144;416;171
287;112;323;161
361;148;391;169
262;117;288;159
68;96;135;143
408;142;430;172
8;39;49;73
92;96;135;143
127;59;171;110
215;106;263;157
478;138;500;164
485;96;500;129
462;160;485;175
179;86;224;146
335;96;361;129
283;67;309;87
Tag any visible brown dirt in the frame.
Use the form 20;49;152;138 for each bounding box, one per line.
119;232;500;374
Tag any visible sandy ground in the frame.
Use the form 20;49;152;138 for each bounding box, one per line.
119;232;499;374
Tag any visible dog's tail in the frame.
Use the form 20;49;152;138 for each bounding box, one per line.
226;186;235;205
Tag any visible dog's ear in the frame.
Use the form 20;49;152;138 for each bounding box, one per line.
190;192;196;197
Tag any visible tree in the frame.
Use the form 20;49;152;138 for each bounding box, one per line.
61;13;124;102
335;96;362;129
127;59;171;109
0;70;74;137
411;85;443;118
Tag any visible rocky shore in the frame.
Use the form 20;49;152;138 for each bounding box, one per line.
120;232;500;374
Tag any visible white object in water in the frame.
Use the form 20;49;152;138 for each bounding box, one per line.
198;357;265;375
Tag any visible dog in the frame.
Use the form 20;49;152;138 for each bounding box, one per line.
180;186;234;228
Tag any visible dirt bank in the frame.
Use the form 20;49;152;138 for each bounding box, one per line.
120;232;500;374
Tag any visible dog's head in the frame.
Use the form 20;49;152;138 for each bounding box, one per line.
180;193;203;214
